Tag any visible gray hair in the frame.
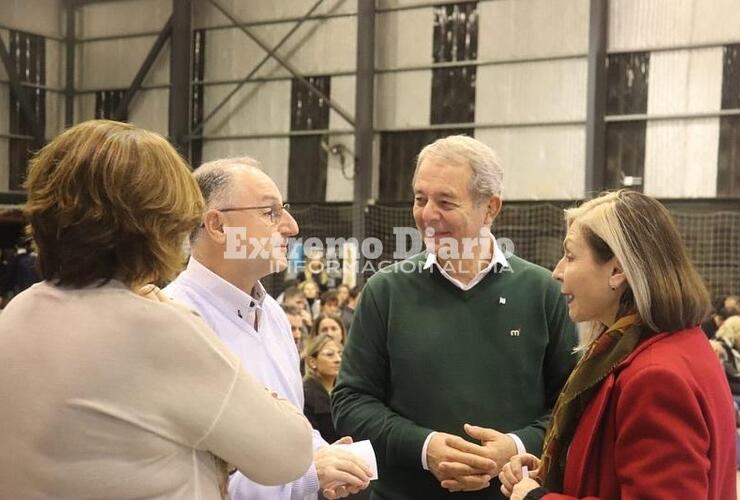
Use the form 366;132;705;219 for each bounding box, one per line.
190;156;261;242
414;135;503;203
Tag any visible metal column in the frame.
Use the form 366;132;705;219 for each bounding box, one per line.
169;0;192;159
584;0;608;197
353;0;375;284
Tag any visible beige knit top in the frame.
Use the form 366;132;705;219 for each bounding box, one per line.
0;281;313;499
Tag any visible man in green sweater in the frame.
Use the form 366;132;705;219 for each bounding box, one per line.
331;135;578;499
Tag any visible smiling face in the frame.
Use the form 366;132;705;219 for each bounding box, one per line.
552;222;625;327
412;158;498;259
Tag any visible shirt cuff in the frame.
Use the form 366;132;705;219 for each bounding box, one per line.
507;433;526;455
301;462;320;496
421;431;436;470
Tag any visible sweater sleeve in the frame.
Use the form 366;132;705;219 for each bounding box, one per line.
331;282;434;469
512;289;578;455
197;363;315;486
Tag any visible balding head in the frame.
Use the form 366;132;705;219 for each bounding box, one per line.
190;156;261;242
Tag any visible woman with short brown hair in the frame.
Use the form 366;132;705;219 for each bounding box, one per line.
0;120;313;499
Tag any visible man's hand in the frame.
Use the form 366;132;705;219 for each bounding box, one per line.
464;424;518;469
436;424;518;492
316;437;371;499
498;453;541;497
426;432;497;492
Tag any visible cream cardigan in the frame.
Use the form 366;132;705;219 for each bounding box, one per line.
0;281;313;499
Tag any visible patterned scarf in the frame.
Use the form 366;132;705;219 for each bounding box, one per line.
539;314;643;491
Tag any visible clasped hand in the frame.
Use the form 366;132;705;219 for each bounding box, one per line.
427;423;518;492
315;436;372;499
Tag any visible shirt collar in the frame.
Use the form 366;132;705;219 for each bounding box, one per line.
183;257;266;321
422;231;510;288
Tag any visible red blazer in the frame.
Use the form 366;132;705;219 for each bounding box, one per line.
544;326;736;500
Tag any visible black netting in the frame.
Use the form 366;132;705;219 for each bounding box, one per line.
262;203;740;304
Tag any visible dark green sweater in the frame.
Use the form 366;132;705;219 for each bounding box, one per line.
332;252;578;500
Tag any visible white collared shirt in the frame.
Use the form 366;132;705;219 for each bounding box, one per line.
422;231;510;291
419;232;526;467
165;257;324;500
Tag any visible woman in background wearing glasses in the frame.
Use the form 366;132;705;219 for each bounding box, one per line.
303;333;344;444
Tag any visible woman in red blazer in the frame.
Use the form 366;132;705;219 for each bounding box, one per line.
498;190;736;500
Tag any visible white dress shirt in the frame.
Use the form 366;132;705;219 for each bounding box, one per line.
418;232;527;468
165;258;326;500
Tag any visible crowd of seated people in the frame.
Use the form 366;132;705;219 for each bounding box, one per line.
705;295;740;468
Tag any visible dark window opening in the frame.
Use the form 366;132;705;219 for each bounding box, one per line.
291;76;331;131
95;89;127;120
605;121;646;192
379;128;475;202
432;2;478;63
8;30;46;191
288;135;328;203
721;43;740;110
431;65;476;124
606;52;650;116
288;76;331;201
717;116;740;197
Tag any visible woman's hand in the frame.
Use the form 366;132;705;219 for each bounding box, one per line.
498;453;541;497
137;284;169;302
510;477;542;500
137;284;199;317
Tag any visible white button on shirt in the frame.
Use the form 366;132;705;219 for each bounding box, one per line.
165;258;325;500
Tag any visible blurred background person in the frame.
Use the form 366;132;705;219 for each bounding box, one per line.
711;316;740;397
302;249;329;293
340;285;362;332
724;295;740;314
303;334;343;444
283;303;308;351
282;285;313;331
336;284;350;309
320;289;340;316
301;280;322;319
311;313;346;345
0;120;313;499
702;306;735;339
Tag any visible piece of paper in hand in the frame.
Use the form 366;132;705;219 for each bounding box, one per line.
521;465;529;479
334;440;379;480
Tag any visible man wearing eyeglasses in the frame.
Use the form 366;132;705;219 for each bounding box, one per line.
165;157;371;500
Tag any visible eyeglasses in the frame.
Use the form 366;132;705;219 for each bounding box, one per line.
216;202;291;225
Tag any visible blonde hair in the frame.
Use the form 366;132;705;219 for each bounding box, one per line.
716;316;740;350
302;334;341;381
25;120;204;288
414;135;503;202
566;190;710;343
